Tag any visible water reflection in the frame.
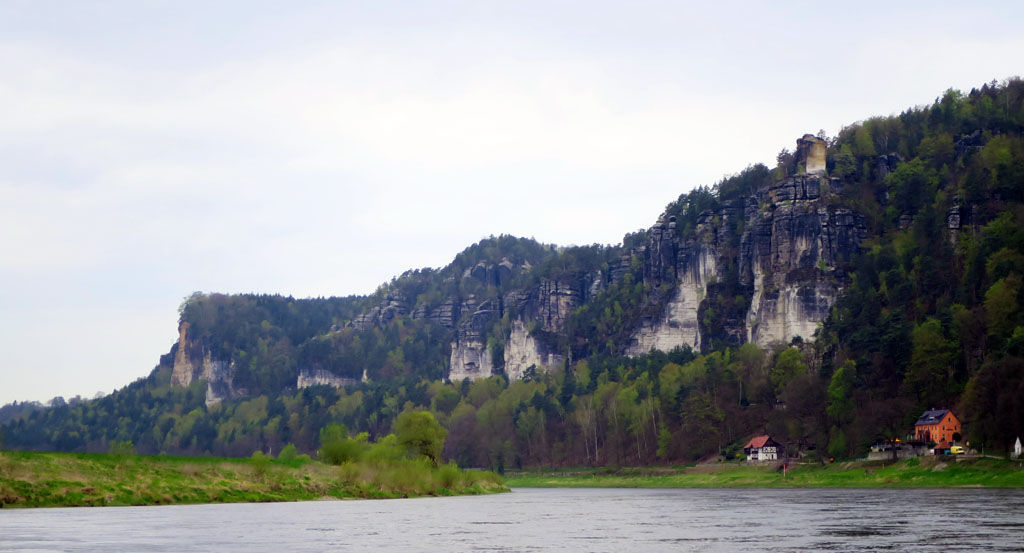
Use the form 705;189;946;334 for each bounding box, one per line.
2;488;1023;552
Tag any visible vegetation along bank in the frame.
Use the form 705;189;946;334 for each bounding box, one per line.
0;412;506;508
504;457;1024;488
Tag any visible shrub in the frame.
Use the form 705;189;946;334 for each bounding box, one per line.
108;441;136;456
438;462;462;489
250;450;270;478
365;434;405;463
319;429;369;466
277;444;298;460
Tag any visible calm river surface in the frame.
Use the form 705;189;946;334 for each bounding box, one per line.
3;488;1024;552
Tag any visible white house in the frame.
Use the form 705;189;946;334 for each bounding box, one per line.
743;435;782;462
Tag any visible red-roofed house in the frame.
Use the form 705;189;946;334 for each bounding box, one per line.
743;435;782;462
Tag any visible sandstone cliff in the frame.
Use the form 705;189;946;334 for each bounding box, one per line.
627;172;866;355
166;135;871;394
170;322;244;406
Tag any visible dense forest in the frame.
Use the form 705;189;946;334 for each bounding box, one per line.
3;78;1024;469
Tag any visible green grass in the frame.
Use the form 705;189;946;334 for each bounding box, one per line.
503;457;1024;488
0;450;507;508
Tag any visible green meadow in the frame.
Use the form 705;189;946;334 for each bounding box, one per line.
504;457;1024;488
0;450;507;508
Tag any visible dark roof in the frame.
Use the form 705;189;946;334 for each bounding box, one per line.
915;409;952;426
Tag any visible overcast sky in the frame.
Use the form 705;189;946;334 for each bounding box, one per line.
1;1;1021;406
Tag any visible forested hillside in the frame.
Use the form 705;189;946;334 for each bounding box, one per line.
3;78;1023;468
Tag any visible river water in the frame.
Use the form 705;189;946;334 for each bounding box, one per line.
2;488;1023;552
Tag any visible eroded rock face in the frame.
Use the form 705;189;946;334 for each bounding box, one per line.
448;298;499;382
742;176;866;345
166;137;869;392
745;177;866;345
767;174;821;203
449;275;586;381
351;292;409;330
531;279;583;333
876;153;902;182
170;323;196;388
627;246;717;355
170;322;242;406
746;280;840;345
629;171;867;354
411;297;460;328
796;134;828;175
503;319;565;380
463;260;515;288
297;368;360;389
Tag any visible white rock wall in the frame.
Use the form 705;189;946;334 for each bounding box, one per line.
297;368;360;389
627;248;716;355
169;322;239;406
746;282;835;345
745;204;835;346
504;319;564;380
448;338;495;382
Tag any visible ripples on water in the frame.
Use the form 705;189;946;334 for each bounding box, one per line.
3;488;1024;552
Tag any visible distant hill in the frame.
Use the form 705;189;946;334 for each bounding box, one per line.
4;78;1023;467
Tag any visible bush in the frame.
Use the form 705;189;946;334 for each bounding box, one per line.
319;426;369;465
365;434;405;463
338;461;370;487
108;441;136;456
276;443;302;461
438;462;462;489
250;450;270;478
320;439;366;465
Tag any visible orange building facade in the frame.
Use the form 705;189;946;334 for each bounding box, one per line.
914;409;960;443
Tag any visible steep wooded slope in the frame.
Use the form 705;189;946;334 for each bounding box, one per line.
4;78;1024;464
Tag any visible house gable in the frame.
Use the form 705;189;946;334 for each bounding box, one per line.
743;435;782;462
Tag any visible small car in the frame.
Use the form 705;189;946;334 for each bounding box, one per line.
951;445;966;455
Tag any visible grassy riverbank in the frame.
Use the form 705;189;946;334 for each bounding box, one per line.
505;457;1024;488
0;450;507;508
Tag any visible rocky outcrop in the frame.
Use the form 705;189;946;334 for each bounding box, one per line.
796;134;828;175
627;200;738;355
463;259;516;287
351;292;409;330
170;322;243;406
743;176;866;345
875;153;902;182
947;198;962;245
955;130;983;159
449;275;585;381
627;246;717;355
629;168;867;354
506;278;584;333
297;368;361;389
448;297;500;382
170;323;196;387
411;297;460;328
503;319;565;380
165;137;870;391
